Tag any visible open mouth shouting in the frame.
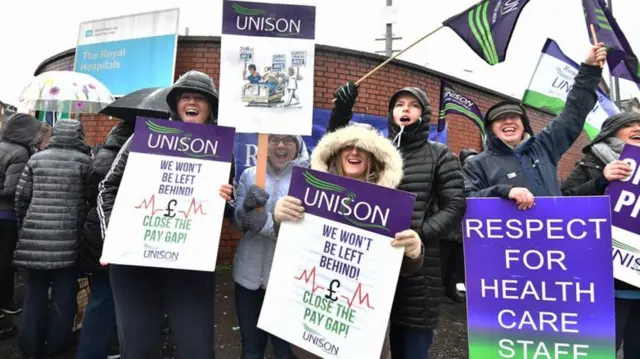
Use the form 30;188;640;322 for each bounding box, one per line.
400;115;411;124
184;107;200;120
630;133;640;141
274;149;290;160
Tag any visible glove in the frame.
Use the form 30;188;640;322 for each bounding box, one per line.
333;81;359;114
241;210;269;233
243;185;269;210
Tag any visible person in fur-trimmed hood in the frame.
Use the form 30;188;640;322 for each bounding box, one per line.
561;111;640;357
273;123;425;359
326;82;466;358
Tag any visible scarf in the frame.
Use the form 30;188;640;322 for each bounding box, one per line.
591;137;625;164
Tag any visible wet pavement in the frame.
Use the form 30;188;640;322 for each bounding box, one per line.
0;269;470;359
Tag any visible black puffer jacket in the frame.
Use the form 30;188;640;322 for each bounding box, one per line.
13;120;92;270
79;121;134;273
97;71;235;238
561;112;640;292
0;114;40;216
327;87;466;329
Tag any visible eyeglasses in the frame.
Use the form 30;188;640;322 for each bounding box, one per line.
269;137;296;146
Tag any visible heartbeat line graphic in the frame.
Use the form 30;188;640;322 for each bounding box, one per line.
134;194;164;215
294;267;325;293
341;283;375;310
179;198;207;219
294;267;375;309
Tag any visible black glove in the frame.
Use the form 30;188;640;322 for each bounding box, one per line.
333;81;358;114
243;185;269;210
241;210;269;233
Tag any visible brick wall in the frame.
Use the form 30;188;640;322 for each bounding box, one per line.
35;36;589;264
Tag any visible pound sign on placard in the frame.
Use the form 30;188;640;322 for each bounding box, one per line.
325;279;341;302
164;199;177;218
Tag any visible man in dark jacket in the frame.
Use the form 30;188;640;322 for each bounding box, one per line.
0;113;40;337
76;120;133;359
462;44;607;209
97;70;235;359
13;119;92;358
329;82;466;358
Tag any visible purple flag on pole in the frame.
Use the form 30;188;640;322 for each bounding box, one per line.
438;80;486;146
443;0;532;66
582;0;640;87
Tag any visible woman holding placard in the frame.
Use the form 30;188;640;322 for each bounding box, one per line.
231;134;310;358
561;112;640;358
98;70;235;359
273;123;425;359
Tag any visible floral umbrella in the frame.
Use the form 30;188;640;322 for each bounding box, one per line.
18;71;115;114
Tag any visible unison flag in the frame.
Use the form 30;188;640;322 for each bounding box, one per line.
522;38;619;140
443;0;532;66
438;80;486;146
582;0;640;87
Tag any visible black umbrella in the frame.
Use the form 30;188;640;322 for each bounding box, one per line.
99;87;171;121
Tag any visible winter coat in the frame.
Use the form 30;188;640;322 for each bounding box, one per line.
79;121;134;273
0;114;41;217
13;119;92;270
97;71;235;238
463;63;602;198
291;123;424;359
233;137;309;290
328;87;466;329
561;112;640;296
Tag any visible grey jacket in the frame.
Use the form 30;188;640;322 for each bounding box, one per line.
0;114;40;216
232;137;309;290
14;120;92;270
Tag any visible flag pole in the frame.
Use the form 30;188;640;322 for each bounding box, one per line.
589;24;605;68
521;48;545;104
354;25;444;86
330;25;444;104
331;0;489;103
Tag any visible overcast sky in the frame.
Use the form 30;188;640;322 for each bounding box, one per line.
1;0;638;107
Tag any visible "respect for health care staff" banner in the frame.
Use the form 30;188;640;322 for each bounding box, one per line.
463;197;615;359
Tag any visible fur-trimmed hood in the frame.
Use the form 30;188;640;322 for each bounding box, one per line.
310;124;404;188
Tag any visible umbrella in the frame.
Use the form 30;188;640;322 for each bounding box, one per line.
18;71;114;113
99;87;171;121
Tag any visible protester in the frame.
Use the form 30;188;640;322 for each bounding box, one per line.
232;134;309;359
76;120;134;359
13;119;92;358
0;113;41;338
561;112;640;356
273;122;425;359
438;150;476;304
462;43;608;209
328;82;466;358
98;70;235;359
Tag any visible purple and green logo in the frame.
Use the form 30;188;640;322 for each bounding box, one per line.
145;120;219;159
302;171;391;232
222;1;316;40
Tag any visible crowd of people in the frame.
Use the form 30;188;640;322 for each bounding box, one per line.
0;40;633;359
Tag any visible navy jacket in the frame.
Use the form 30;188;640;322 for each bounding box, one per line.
463;63;602;198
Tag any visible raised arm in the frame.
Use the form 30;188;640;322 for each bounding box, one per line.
536;45;607;164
